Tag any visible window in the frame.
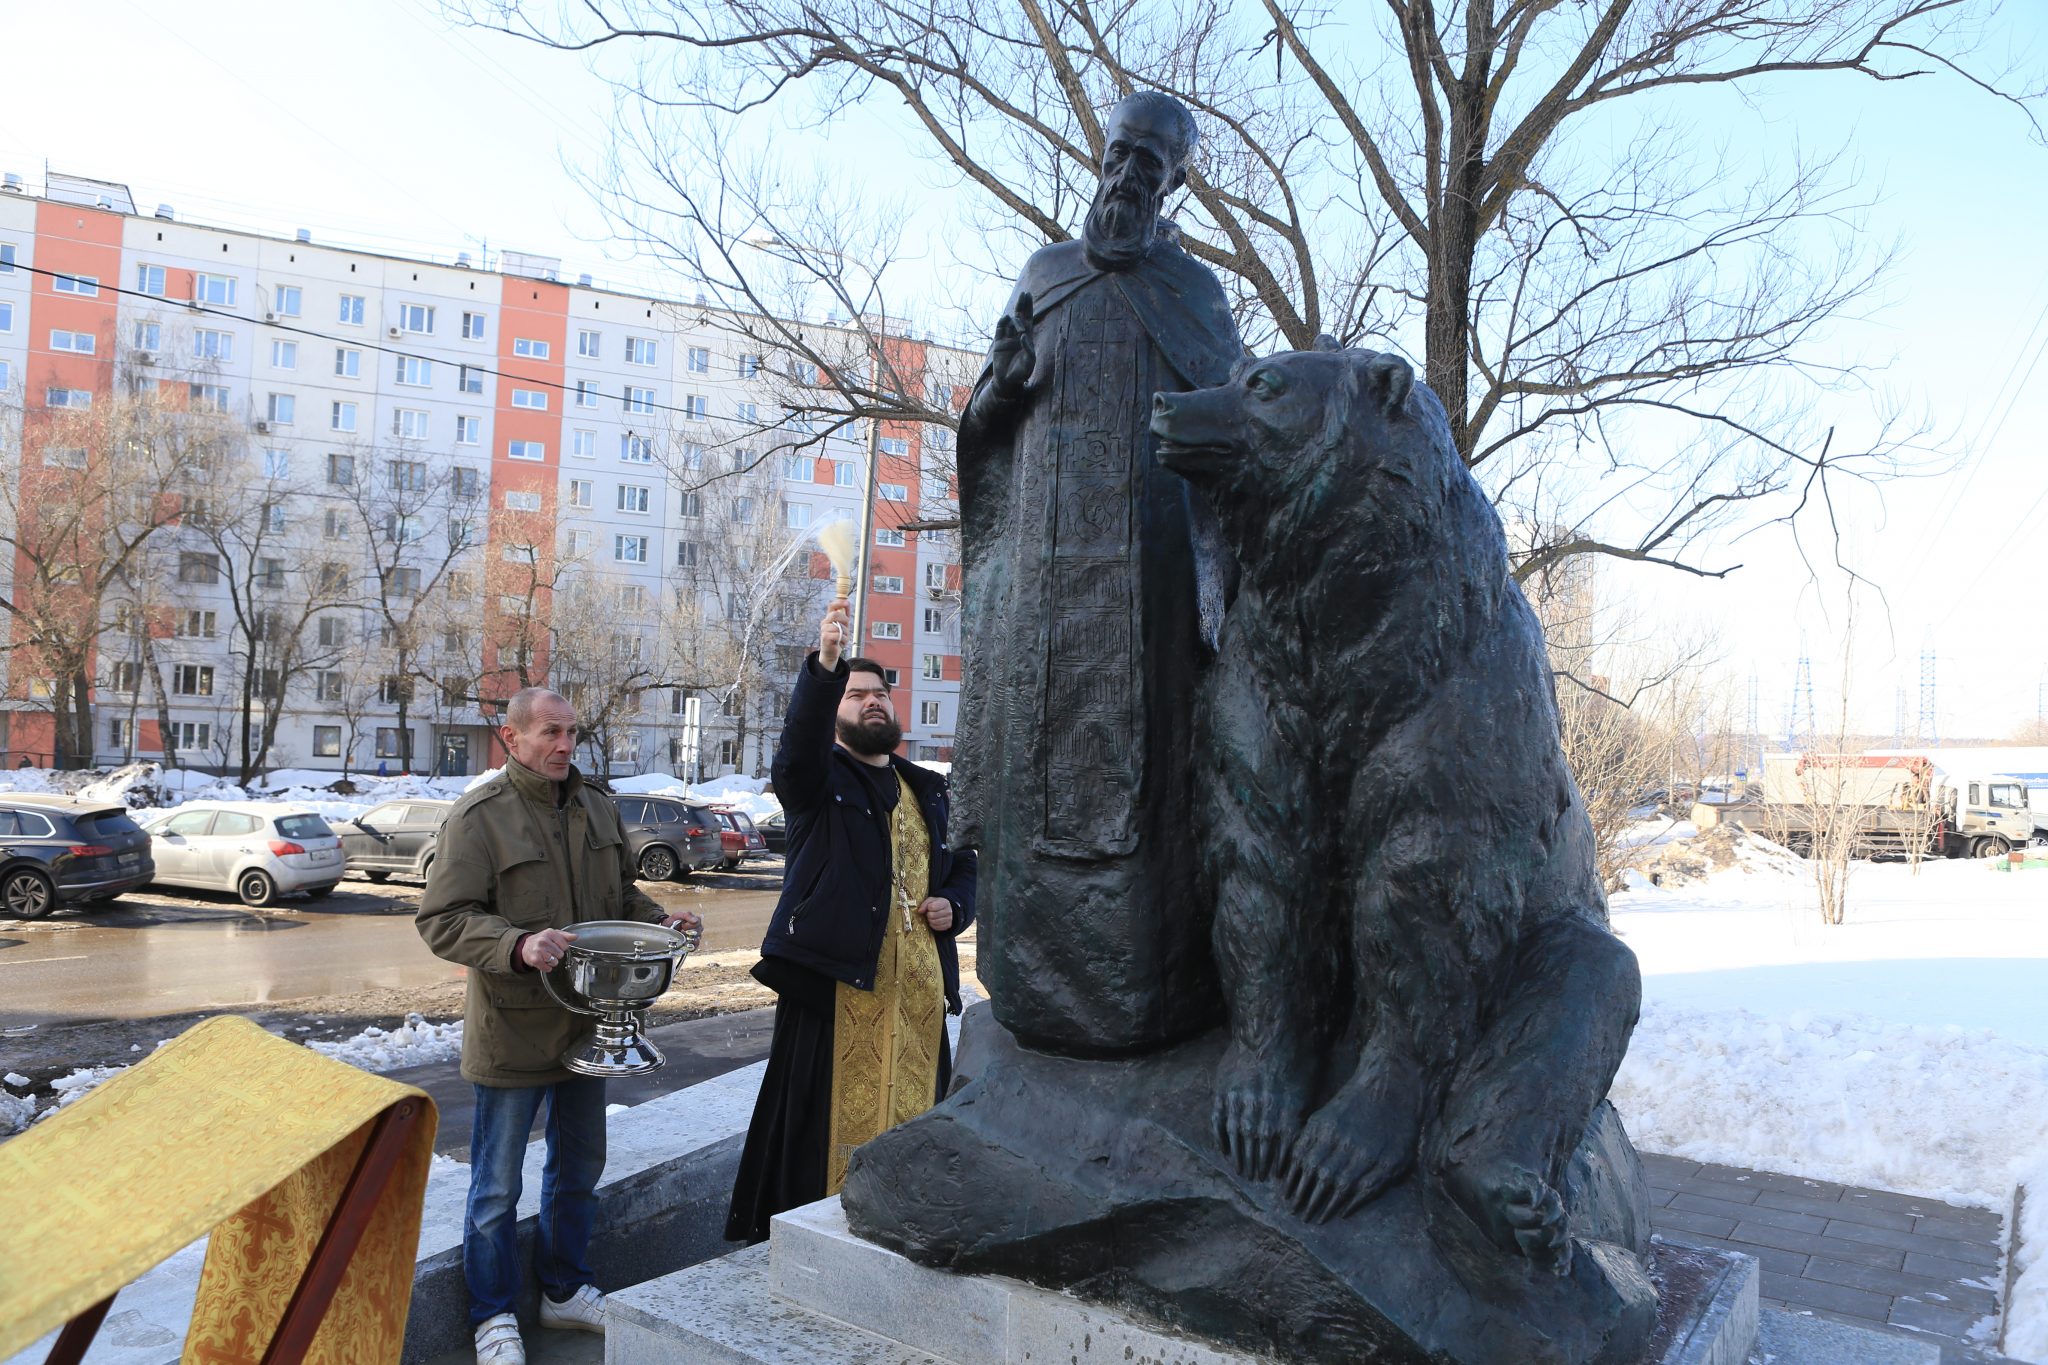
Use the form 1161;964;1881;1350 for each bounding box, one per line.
330;401;358;432
378;675;412;705
620;434;652;463
618;484;651;514
504;490;542;512
266;504;288;534
314;670;345;702
507;439;545;460
193;329;232;360
879;436;909;457
313;726;341;757
256;557;286;589
393;409;429;440
784;501;812;529
385;566;422;597
54;273;101;297
568;479;593;509
779;453;809;481
923;607;944;633
177;609;217;638
190;383;230;412
675;541;699;568
0;360;9;390
317;617;347;646
624;386;655;414
395;355;432;386
730;496;756;524
574;380;598;408
920;700;941;726
448;571;475;597
388;459;428;492
0;243;11;272
462;311;487;339
571;429;596;459
175;549;219;584
110;661;141;693
271;339;297;369
455;415;480;445
615;535;649;563
375;728;413;760
678;491;702;518
339;294;365;325
879;482;908;502
334;346;360;378
261;448;290;479
872;621;902;640
925;562;950;590
511;388;548;410
922;654;944;680
43;446;87;469
454;466;481;498
625;336;657;366
883;668;900;688
46;388;92;409
576;329;600;359
317;562;349;592
136;264;166;296
686;346;709;372
327;452;355;486
398;303;434;333
272;285;301;317
459;365;484;395
682;394;706;419
513;337;550;359
131;320;158;351
191;273;231;305
834;461;856;488
50;329;96;354
565;528;593;557
448;515;475;547
876;527;906;548
873;575;904;594
171;722;211;752
174;664;215;696
736;401;758;424
680;442;706;471
739;353;761;378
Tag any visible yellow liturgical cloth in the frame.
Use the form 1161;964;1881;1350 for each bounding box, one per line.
826;772;945;1191
0;1014;437;1363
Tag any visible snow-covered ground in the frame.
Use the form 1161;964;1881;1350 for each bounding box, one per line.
1608;822;2048;1358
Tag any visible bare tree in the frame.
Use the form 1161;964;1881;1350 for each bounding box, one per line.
461;0;2033;579
0;360;235;766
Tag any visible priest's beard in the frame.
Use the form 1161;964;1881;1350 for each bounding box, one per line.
838;711;903;757
1083;174;1163;271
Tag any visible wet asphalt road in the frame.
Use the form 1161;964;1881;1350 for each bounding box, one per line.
0;864;784;1031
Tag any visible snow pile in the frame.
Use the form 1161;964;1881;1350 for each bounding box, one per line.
2010;1164;2048;1361
606;771;782;822
1613;1004;2048;1209
0;768;59;795
308;1013;463;1071
0;1090;34;1136
41;1065;130;1118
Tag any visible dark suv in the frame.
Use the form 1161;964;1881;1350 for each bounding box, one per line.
0;797;154;919
333;799;452;882
613;796;725;882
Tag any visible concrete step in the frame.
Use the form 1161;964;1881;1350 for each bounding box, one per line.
605;1244;946;1365
1755;1307;1942;1364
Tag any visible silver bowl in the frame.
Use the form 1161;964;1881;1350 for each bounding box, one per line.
540;919;700;1076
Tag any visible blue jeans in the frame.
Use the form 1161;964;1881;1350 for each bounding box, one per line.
464;1076;607;1327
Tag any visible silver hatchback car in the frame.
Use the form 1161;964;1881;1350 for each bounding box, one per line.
141;802;346;906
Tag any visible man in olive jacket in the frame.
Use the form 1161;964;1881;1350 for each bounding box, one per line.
417;687;700;1365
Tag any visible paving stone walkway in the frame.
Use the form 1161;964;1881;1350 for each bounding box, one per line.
1642;1152;2012;1362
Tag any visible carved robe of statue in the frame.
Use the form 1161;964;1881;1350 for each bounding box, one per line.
955;224;1242;1055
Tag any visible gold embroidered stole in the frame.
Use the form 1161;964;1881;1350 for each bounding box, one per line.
826;772;944;1192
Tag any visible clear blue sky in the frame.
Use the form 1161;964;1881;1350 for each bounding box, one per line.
3;0;2044;739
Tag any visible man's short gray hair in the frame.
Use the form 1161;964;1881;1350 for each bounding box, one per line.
504;686;571;730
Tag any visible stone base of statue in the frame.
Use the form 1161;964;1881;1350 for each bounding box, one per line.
606;1196;1759;1365
834;1005;1687;1365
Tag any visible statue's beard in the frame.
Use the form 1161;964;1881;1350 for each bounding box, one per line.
1083;177;1162;271
838;712;902;757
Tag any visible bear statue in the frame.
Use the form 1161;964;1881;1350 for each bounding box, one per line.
842;341;1661;1365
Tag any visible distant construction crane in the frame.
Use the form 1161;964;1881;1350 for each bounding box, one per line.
1893;686;1908;749
1788;653;1816;750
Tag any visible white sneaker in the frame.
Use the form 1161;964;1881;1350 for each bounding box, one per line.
539;1283;607;1334
474;1312;525;1365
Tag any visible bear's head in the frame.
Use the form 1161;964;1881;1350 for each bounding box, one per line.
1151;341;1451;529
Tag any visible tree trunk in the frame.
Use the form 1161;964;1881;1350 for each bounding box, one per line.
141;632;178;770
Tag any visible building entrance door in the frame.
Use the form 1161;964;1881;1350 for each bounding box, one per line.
438;733;469;776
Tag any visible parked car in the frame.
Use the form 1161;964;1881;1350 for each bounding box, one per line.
0;796;154;920
139;802;345;906
714;808;771;864
332;799;453;881
756;809;787;857
612;795;725;882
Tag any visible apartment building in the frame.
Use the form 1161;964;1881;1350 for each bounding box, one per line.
0;171;965;776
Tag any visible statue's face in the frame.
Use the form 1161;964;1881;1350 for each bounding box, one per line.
1099;106;1185;204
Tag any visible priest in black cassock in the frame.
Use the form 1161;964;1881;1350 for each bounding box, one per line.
724;595;977;1244
953;90;1246;1058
